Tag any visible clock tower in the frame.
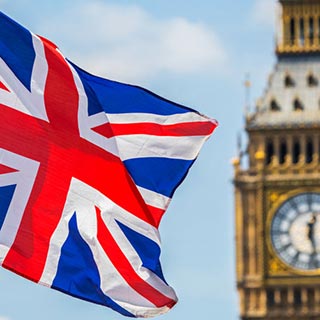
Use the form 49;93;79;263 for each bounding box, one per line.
234;0;320;319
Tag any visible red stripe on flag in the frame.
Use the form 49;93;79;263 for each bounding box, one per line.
0;81;10;92
146;205;165;229
92;121;216;138
38;35;59;50
0;163;17;174
96;207;176;308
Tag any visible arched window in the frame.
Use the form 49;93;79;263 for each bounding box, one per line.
306;137;314;163
307;74;318;87
280;290;288;307
293;139;300;164
270;99;281;111
266;140;274;165
299;18;305;46
318;17;320;43
307;288;314;307
267;290;275;308
309;17;314;45
290;18;296;45
294;289;302;305
284;74;295;87
279;140;287;164
293;98;304;111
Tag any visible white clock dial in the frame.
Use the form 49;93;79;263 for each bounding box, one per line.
271;193;320;271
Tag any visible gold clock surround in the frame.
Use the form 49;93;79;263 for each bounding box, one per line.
266;188;320;277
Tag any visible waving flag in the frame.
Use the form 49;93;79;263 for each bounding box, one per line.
0;11;217;318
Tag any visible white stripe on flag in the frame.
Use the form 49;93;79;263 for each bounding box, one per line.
105;111;213;125
0;35;49;121
0;149;39;262
69;63;120;158
137;186;171;211
116;134;211;160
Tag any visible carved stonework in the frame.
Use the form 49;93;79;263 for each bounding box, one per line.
269;192;279;204
268;257;289;275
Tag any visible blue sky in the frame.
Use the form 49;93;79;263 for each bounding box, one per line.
0;1;276;319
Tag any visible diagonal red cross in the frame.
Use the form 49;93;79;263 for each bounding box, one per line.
0;39;173;306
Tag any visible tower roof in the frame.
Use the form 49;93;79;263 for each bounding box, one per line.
246;0;320;130
247;55;320;129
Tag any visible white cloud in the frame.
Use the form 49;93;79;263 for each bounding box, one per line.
0;316;10;320
251;0;277;28
41;2;226;82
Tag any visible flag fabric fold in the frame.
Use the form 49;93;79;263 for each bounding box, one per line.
0;11;217;318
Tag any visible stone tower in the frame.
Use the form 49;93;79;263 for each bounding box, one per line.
234;0;320;319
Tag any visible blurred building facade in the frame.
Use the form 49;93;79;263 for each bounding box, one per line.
234;0;320;319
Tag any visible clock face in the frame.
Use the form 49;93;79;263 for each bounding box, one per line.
270;192;320;271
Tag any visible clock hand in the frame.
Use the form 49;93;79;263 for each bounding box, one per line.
307;214;317;253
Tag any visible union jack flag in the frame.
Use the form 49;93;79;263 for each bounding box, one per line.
0;12;217;318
